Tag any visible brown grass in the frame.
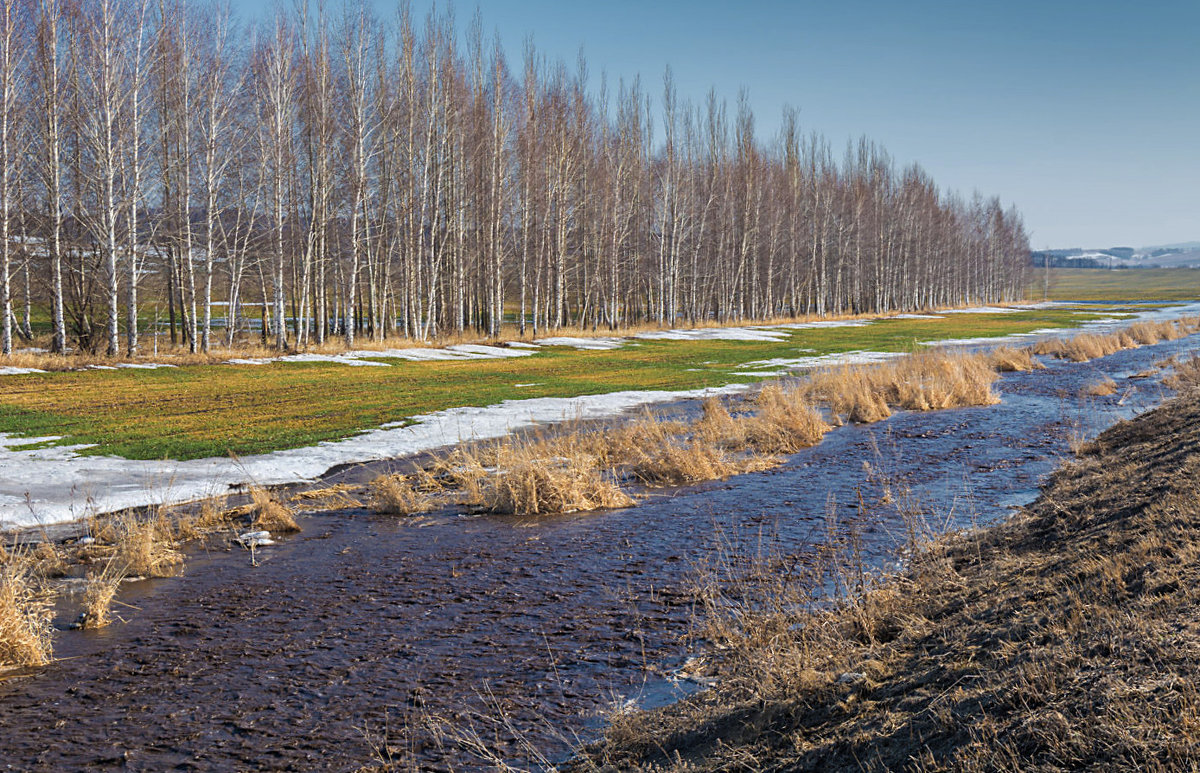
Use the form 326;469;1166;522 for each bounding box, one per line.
627;439;751;487
805;365;893;424
481;444;633;515
1165;355;1200;392
987;345;1044;372
1032;318;1195;364
249;487;300;533
1081;376;1118;397
739;385;831;454
576;385;1200;772
78;563;125;630
291;484;364;511
0;556;54;668
115;513;183;578
692;397;747;450
368;474;437;515
804;349;998;423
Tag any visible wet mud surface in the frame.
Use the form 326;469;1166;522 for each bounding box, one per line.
0;335;1195;771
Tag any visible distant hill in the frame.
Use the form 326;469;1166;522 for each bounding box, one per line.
1031;242;1200;269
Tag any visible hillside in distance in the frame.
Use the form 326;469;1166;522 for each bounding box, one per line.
1034;242;1200;268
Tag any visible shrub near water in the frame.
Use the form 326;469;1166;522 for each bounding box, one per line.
740;385;831;454
250;487;301;533
368;474;436;515
482;445;633;515
0;558;54;668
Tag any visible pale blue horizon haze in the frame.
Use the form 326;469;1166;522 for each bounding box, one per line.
240;0;1200;250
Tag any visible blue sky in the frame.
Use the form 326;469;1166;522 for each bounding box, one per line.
244;0;1199;249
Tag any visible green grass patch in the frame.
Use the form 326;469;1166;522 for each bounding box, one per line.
0;306;1151;460
1035;269;1200;302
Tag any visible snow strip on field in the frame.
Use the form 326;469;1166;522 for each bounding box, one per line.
0;366;46;376
940;306;1019;314
535;336;624;350
636;327;789;342
732;350;904;376
0;384;748;530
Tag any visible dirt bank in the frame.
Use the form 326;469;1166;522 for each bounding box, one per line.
576;375;1200;770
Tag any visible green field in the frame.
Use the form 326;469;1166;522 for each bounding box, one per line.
1037;268;1200;302
0;306;1152;460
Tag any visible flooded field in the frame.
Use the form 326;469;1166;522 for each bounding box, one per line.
0;334;1194;771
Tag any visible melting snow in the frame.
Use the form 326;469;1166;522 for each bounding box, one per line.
0;366;46;376
535;336;624;350
0;384;748;530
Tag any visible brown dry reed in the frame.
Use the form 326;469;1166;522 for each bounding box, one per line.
481;444;633;515
250;487;300;533
987;345;1045;372
368;474;436;515
115;512;183;578
1081;376;1118;397
78;562;125;630
0;555;54;668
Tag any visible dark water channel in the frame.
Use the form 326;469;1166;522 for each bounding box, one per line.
1;334;1197;771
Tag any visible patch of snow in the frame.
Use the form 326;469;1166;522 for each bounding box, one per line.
888;313;945;320
276;353;391;367
87;365;119;370
504;341;540;349
446;344;534;359
636;327;790;342
0;383;748;530
0;434;62;450
739;350;904;371
0;366;46;376
114;363;177;370
761;320;873;330
940;306;1019;314
225;358;269;365
535;336;624;350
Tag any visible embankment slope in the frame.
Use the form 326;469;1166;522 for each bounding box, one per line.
579;384;1200;770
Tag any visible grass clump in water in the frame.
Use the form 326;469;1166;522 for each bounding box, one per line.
0;555;54;668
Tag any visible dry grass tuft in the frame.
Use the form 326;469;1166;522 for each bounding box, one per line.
250;487;300;533
115;513;183;578
482;446;633;515
1164;355;1200;392
883;349;1000;411
368;474;437;515
291;484;364;511
740;385;831;454
0;557;54;668
78;564;125;630
805;365;893;424
1081;376;1118;397
627;439;747;486
988;345;1044;372
692;397;747;450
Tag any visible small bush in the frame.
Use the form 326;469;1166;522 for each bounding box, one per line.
368;474;436;515
988;345;1044;372
250;487;300;533
483;451;633;515
78;565;124;630
115;513;183;578
0;558;54;668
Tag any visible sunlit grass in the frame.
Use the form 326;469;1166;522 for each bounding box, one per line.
1035;268;1200;302
0;307;1145;460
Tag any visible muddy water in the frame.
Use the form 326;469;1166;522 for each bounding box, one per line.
0;336;1194;771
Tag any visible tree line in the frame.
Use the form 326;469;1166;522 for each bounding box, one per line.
0;0;1031;356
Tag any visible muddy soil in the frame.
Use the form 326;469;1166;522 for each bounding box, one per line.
0;336;1194;771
